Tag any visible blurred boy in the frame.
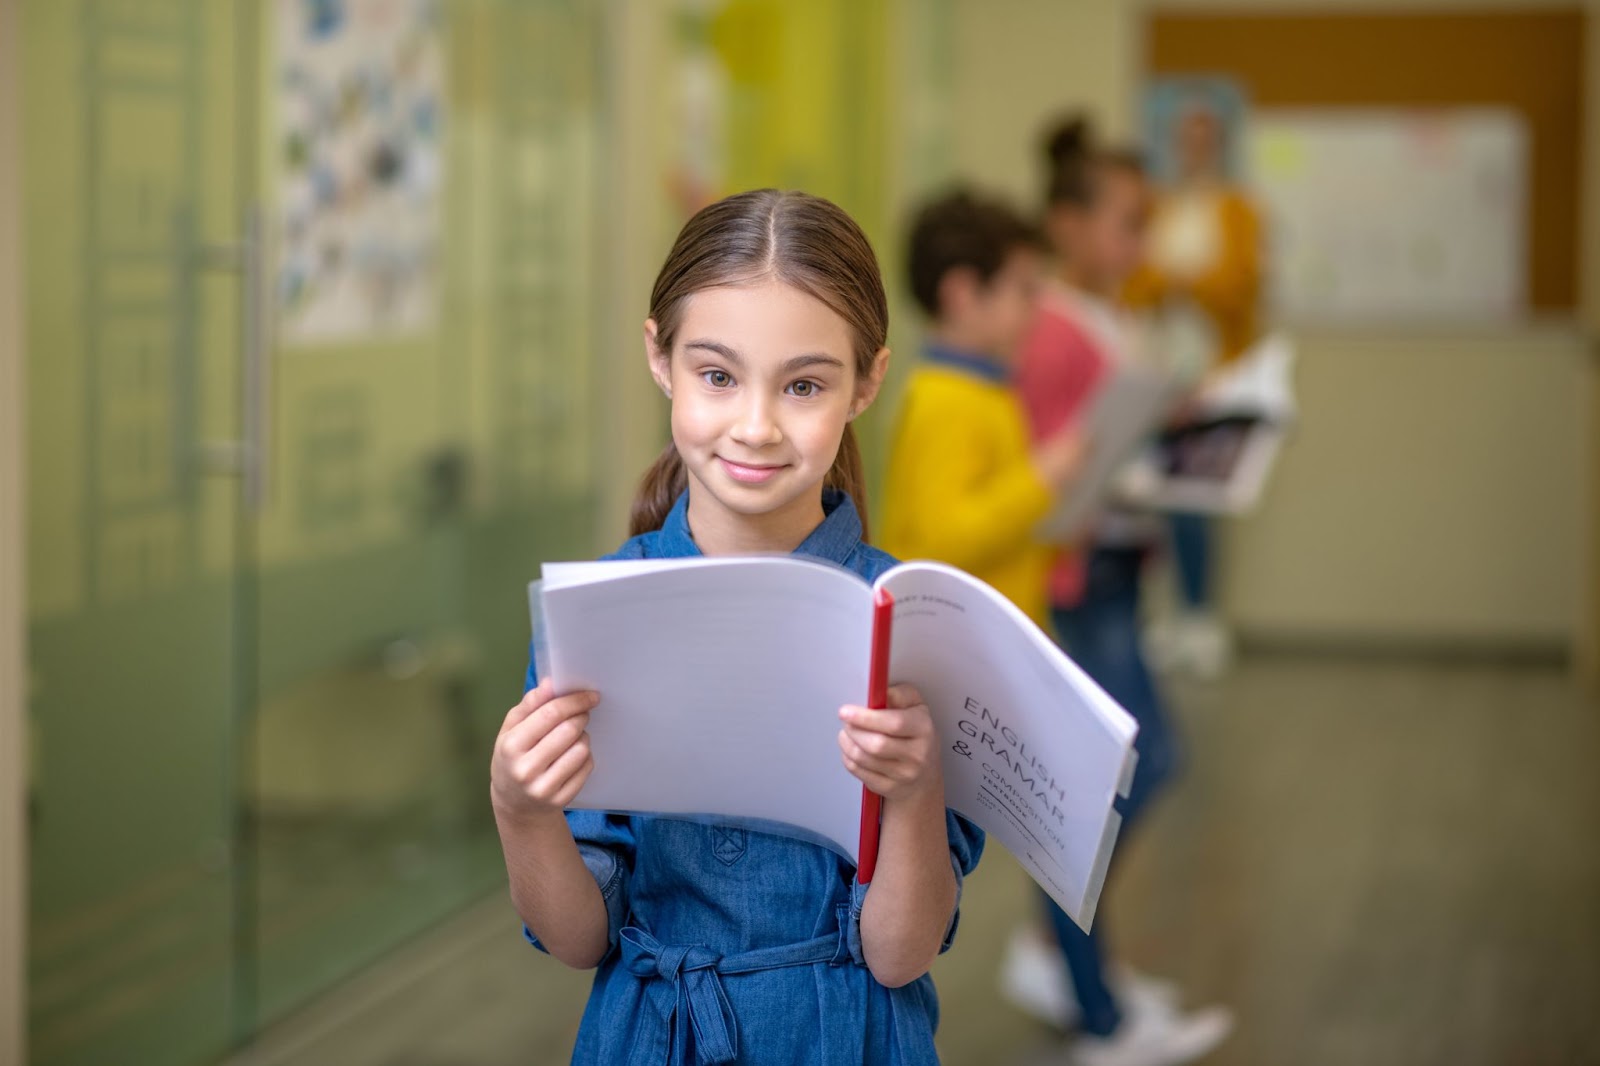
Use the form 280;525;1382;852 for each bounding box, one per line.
880;190;1082;624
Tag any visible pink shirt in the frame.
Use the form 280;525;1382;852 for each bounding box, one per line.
1016;284;1116;607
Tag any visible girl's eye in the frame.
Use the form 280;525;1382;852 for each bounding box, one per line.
788;380;820;398
703;369;733;388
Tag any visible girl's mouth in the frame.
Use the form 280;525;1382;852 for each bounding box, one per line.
718;457;785;484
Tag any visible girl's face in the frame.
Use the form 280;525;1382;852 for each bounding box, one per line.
1177;108;1223;179
1051;168;1149;295
1091;169;1150;287
647;278;885;537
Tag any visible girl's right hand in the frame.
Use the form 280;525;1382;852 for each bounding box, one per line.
490;680;600;822
1033;425;1088;488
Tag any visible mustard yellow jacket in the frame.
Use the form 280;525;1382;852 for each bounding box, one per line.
1126;187;1263;364
879;360;1054;627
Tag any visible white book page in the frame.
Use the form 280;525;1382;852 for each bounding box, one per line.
539;556;872;860
878;561;1139;930
1039;363;1186;543
1192;333;1297;423
543;555;778;590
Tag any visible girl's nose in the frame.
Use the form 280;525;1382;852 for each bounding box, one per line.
730;399;783;447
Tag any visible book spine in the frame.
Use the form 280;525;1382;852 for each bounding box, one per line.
856;587;894;884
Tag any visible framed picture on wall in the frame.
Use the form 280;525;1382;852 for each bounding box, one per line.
276;0;445;345
1142;76;1250;186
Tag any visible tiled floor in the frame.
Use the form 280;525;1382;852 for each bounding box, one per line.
232;655;1600;1066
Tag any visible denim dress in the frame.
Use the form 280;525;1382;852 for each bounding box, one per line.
522;490;985;1065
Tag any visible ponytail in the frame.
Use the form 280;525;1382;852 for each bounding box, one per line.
629;441;689;538
831;424;872;543
1041;112;1146;210
628;426;872;541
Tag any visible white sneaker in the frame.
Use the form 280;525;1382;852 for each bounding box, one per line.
1070;998;1234;1066
1143;618;1183;675
1115;966;1182;1013
1000;929;1188;1032
1000;927;1079;1028
1179;613;1233;679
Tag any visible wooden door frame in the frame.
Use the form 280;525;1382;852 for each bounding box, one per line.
1579;334;1598;688
1;0;29;1058
1575;3;1599;686
1582;2;1600;689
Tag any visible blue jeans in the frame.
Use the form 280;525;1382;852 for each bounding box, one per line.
1043;547;1180;1037
1168;512;1212;610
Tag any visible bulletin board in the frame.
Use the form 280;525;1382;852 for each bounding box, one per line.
1247;108;1526;323
1146;8;1586;314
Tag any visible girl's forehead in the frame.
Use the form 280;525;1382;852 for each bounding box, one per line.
676;279;853;351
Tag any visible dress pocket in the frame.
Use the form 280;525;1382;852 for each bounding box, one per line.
710;825;747;866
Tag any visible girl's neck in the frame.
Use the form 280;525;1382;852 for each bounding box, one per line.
684;478;828;556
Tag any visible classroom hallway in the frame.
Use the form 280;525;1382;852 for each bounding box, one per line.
228;652;1600;1066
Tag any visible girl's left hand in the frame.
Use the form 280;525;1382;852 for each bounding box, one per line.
838;683;942;800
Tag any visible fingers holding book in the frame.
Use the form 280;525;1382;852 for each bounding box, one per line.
838;683;942;799
491;680;601;819
1032;424;1089;488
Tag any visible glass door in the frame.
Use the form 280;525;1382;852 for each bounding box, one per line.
22;1;250;1062
242;0;607;1029
24;0;610;1060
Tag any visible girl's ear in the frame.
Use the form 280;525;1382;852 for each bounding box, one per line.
850;346;892;420
644;318;672;398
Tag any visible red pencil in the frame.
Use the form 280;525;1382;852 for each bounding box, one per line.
856;587;894;884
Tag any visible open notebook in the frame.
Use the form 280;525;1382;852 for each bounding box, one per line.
1117;333;1297;516
1037;361;1187;542
530;556;1139;931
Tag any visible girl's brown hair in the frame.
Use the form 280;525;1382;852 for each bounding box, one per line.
630;189;889;539
1042;113;1146;209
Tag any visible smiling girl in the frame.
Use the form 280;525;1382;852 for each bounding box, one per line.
490;189;983;1065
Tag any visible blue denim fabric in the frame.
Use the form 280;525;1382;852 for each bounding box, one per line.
1041;547;1180;1038
1168;512;1212;610
521;489;985;1064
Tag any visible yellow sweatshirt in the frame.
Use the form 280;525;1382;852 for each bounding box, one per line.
880;357;1054;627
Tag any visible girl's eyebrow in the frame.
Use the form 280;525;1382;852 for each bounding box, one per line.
685;339;744;363
780;353;847;374
684;339;846;374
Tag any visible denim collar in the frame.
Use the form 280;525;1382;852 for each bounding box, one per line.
922;340;1011;385
657;487;864;567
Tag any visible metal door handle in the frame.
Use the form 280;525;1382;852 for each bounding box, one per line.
239;205;272;510
194;204;272;510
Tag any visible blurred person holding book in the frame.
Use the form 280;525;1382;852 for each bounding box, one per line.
1129;94;1268;678
1010;114;1233;1066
